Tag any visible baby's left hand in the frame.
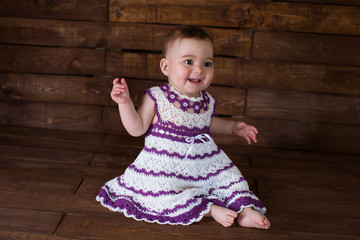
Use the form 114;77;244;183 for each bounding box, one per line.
232;122;258;144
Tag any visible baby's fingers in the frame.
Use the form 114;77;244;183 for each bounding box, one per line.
113;78;120;85
249;131;258;143
112;78;128;92
243;131;257;145
250;134;257;144
248;125;258;134
120;78;127;86
253;127;259;134
113;77;127;87
244;136;252;145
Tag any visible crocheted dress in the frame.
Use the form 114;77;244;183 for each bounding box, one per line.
96;84;266;225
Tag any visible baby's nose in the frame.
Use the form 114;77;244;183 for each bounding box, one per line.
193;65;202;73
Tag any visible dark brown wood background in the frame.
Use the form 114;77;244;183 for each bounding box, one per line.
0;0;359;155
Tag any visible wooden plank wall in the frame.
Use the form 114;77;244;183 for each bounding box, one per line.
0;0;359;155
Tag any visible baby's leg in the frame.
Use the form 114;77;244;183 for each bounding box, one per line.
207;204;238;227
236;207;270;229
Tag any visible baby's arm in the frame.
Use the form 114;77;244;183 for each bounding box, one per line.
210;117;258;144
111;78;155;137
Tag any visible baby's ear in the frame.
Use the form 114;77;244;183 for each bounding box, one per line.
160;58;169;76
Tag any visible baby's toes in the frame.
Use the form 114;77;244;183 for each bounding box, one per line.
258;217;270;229
230;211;238;218
263;218;271;229
224;219;234;227
225;214;236;226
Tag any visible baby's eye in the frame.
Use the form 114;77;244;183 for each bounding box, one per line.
184;59;193;65
204;61;213;68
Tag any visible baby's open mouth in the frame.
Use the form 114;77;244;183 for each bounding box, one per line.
188;78;201;83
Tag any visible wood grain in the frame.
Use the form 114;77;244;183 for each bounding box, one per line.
250;1;360;35
109;0;360;35
213;118;360;154
0;229;76;240
0;102;103;132
0;73;111;105
250;147;360;174
0;0;107;21
0;125;104;152
0;208;62;234
0;17;109;48
252;32;360;66
0;45;105;75
273;0;360;6
0;190;110;216
0;18;251;57
246;88;360;125
0;170;81;195
237;59;360;95
0;144;92;165
55;213;358;240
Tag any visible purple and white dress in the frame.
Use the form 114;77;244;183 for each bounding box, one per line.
96;84;266;225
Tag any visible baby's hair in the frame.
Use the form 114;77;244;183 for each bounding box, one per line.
162;25;213;57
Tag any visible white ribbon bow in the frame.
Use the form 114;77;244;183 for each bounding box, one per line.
184;133;212;159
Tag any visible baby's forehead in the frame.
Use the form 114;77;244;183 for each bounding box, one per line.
165;38;213;56
170;37;212;46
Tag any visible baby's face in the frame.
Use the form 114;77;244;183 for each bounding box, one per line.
161;38;214;98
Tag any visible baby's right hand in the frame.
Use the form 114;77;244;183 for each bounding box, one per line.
110;78;130;104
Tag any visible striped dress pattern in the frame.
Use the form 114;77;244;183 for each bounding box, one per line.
96;84;266;225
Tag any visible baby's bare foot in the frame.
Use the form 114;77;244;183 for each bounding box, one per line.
209;205;238;227
237;207;270;229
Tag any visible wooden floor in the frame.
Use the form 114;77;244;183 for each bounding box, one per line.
0;125;359;240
